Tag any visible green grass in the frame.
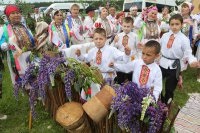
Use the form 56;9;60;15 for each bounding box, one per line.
0;61;64;133
0;60;199;132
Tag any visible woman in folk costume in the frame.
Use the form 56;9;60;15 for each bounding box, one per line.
93;7;117;44
0;5;35;85
65;4;85;45
181;2;198;48
35;21;49;54
49;9;70;51
134;5;161;58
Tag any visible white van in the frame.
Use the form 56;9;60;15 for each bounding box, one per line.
123;0;177;12
44;3;89;15
0;5;5;16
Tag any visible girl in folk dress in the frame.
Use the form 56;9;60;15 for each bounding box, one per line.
115;11;125;33
134;5;161;58
181;2;198;48
49;9;70;51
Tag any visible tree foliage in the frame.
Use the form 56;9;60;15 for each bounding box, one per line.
15;0;34;16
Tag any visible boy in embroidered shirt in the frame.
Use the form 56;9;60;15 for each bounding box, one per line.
75;28;131;83
109;40;162;101
112;17;139;59
111;17;139;84
159;14;200;104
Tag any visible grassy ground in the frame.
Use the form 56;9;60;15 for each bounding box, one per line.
0;60;199;132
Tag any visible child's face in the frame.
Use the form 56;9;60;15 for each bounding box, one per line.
93;33;106;49
169;19;182;34
122;22;133;34
162;8;169;15
147;10;158;21
142;46;159;65
101;8;108;19
71;6;79;17
181;4;190;16
54;12;63;24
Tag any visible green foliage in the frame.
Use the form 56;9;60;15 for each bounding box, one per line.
88;0;123;11
175;0;185;6
15;0;34;16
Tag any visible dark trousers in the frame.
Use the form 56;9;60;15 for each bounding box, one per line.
114;72;132;84
160;66;178;104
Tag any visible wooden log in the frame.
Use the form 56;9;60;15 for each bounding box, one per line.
83;85;116;123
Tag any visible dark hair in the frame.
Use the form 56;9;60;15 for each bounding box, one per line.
169;14;183;24
54;10;62;16
145;40;161;54
123;17;133;24
94;28;107;38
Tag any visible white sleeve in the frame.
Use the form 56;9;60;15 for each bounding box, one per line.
182;37;197;64
114;61;135;73
134;16;143;29
152;68;162;102
112;47;130;63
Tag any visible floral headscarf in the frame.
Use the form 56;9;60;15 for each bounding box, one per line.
142;5;158;22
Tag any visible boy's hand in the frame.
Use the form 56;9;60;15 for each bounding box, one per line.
113;35;119;44
124;46;131;55
75;49;81;57
137;42;144;49
190;61;200;68
109;62;114;67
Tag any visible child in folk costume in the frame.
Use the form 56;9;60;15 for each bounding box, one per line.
181;2;198;48
0;5;35;85
134;5;161;58
75;28;131;84
49;10;70;51
159;14;200;104
83;6;96;43
109;40;162;101
107;6;117;25
93;7;117;44
115;11;125;33
65;4;85;45
111;17;139;84
158;6;171;37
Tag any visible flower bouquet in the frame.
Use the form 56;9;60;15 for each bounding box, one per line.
14;53;103;118
109;82;167;133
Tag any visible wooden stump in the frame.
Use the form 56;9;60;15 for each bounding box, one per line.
56;102;91;133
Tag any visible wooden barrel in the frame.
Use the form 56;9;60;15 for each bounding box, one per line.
82;85;116;123
55;102;91;133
